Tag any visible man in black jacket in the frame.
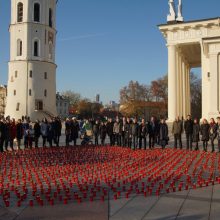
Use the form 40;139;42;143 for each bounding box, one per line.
0;118;6;152
106;118;114;146
93;120;100;145
148;116;159;149
184;115;194;150
131;118;139;150
34;120;41;148
138;118;148;150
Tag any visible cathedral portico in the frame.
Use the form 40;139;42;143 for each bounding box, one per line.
159;16;220;121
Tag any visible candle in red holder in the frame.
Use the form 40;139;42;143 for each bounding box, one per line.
29;200;34;207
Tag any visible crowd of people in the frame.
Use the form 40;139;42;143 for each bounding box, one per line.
172;115;220;152
0;114;220;153
0;116;62;152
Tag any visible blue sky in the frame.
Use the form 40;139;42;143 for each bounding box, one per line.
0;0;220;104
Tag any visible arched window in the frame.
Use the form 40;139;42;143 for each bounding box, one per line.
34;3;40;22
49;8;53;27
33;40;39;57
17;39;22;56
17;2;23;22
44;89;47;97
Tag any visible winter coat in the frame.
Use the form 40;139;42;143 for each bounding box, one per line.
113;122;121;134
131;123;139;136
184;119;194;134
172;120;183;135
200;124;210;142
93;123;100;136
41;122;48;137
16;123;23;140
100;124;107;139
209;123;217;141
148;121;159;136
71;121;80;139
138;123;148;138
217;124;220;140
159;123;169;145
10;123;16;140
23;123;30;137
47;123;54;141
125;123;132;139
106;122;114;136
0;122;6;140
34;122;41;138
192;123;200;142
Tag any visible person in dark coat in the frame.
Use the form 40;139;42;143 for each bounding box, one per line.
34;120;41;148
192;118;200;150
106;118;114;146
4;119;11;151
125;118;132;148
209;118;217;152
159;119;169;149
93;120;100;145
131;118;139;150
172;117;183;149
148;116;158;149
184;115;194;150
71;118;80;146
217;117;220;152
100;121;107;145
47;119;54;147
53;117;61;147
57;118;62;146
23;119;30;149
200;119;210;152
9;119;16;151
121;117;127;147
138;119;148;150
41;118;48;147
16;119;23;150
65;118;71;147
0;118;6;152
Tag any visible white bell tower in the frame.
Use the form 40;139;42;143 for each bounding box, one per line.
5;0;58;120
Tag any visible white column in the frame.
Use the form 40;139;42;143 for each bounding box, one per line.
176;50;180;117
167;44;177;121
179;54;183;118
182;61;186;119
186;65;191;116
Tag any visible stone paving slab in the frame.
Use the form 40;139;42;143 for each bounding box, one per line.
110;195;159;220
0;201;108;220
209;184;220;220
143;190;189;220
176;186;213;220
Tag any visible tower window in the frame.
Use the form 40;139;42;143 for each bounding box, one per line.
15;71;18;78
29;89;32;96
34;40;39;57
34;3;40;22
17;39;22;56
29;70;32;78
49;8;53;27
44;89;47;97
17;2;23;22
16;103;20;111
44;72;47;79
14;90;16;96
